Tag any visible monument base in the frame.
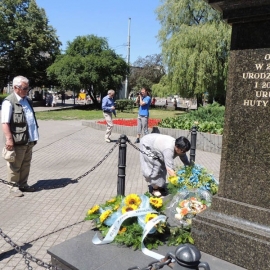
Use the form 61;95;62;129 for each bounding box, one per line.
47;229;246;270
192;196;270;270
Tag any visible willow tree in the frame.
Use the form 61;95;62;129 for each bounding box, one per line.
0;0;61;90
156;0;231;105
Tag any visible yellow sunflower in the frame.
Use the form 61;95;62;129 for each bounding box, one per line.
168;176;178;185
118;227;127;234
114;204;120;211
124;194;141;207
145;213;158;223
99;209;112;223
107;198;116;203
122;204;138;214
149;197;163;208
87;205;99;215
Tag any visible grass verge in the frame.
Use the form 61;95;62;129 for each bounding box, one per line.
35;107;185;121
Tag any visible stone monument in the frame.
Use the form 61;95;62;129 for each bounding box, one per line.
192;1;270;269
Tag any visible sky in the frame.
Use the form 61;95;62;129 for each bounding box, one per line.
35;0;162;64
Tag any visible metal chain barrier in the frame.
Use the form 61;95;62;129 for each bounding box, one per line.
0;219;86;270
196;130;222;150
28;220;85;244
0;140;120;190
128;258;173;270
187;128;192;139
0;228;62;270
0;141;120;269
127;129;192;159
126;139;159;160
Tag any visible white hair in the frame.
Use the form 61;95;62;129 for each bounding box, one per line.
108;89;115;95
13;76;29;88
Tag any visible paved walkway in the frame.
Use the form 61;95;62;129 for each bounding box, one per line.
0;104;244;270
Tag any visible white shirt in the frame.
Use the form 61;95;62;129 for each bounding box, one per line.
1;93;39;142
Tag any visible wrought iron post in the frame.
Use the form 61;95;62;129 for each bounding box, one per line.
190;126;197;163
117;134;127;196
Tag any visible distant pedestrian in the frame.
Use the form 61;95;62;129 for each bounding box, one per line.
46;93;52;106
102;90;116;143
52;93;57;107
164;99;168;109
185;100;190;110
173;99;177;110
151;97;156;107
134;87;151;143
61;91;65;104
1;75;39;197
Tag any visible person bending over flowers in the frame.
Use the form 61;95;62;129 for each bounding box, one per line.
140;134;191;197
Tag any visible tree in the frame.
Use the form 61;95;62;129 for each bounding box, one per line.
156;0;231;105
129;54;165;94
151;75;171;98
47;35;128;106
0;0;61;91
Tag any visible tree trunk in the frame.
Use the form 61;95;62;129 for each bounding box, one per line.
196;94;203;108
86;88;100;108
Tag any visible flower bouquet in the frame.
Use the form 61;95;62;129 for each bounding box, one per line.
85;193;168;250
167;189;212;228
167;164;219;196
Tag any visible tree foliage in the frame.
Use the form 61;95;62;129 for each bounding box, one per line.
156;0;231;105
0;0;61;90
151;75;171;98
47;35;128;106
129;54;165;93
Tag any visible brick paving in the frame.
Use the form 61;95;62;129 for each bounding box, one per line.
0;105;221;270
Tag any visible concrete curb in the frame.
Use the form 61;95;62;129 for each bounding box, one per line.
82;120;223;154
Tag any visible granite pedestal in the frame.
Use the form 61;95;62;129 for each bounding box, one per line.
192;1;270;270
47;229;246;270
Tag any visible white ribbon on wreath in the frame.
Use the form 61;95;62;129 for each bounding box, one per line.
92;208;166;260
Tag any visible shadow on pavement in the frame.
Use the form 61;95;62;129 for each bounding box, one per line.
0;243;32;261
31;178;77;191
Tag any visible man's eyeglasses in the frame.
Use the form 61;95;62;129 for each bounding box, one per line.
16;85;29;91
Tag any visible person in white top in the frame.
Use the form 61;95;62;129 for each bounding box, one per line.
140;134;191;197
1;75;39;197
52;93;57;107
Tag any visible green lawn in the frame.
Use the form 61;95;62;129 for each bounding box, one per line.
35;107;186;121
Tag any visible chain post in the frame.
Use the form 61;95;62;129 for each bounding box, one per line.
117;134;127;196
190;126;197;163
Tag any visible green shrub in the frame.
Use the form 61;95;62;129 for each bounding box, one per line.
115;99;135;112
158;103;225;134
0;94;8;104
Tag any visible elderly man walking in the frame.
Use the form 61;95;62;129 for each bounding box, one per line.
1;75;39;197
101;89;116;143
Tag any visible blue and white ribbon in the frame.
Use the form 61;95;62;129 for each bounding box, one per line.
92;208;156;245
141;215;167;260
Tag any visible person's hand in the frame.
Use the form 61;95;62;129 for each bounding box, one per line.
167;168;176;176
111;106;115;110
5;138;14;150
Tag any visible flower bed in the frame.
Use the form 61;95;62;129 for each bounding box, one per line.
97;118;161;128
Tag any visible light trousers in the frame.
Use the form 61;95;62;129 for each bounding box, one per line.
103;112;113;139
137;116;149;135
7;143;35;187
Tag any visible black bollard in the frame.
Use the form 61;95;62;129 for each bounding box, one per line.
166;244;210;270
117;134;127;196
189;126;197;163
